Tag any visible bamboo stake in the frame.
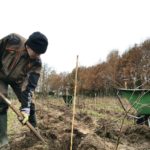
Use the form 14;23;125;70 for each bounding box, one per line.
70;55;79;150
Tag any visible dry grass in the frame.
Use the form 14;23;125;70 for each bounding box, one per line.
8;100;28;136
37;96;135;126
7;96;135;133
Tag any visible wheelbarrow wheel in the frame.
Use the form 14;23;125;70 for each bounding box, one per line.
136;114;150;126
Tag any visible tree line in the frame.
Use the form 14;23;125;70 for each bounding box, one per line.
38;39;150;97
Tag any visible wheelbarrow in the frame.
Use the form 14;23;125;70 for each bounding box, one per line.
117;88;150;126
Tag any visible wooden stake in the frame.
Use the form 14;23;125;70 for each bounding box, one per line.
70;55;79;150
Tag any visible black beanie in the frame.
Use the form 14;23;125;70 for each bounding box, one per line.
26;32;48;54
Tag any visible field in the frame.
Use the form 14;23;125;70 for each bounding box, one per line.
8;96;150;150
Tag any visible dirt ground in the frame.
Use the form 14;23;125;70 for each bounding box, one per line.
8;98;150;150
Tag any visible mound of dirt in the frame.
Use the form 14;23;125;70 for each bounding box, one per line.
75;112;94;127
124;125;150;143
95;118;120;141
77;133;114;150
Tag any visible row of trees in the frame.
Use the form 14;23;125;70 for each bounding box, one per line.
38;39;150;97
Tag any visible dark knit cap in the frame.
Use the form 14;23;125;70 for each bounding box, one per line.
26;32;48;54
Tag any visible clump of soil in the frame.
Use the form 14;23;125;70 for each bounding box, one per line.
95;118;120;141
76;112;94;127
124;125;150;143
77;133;114;150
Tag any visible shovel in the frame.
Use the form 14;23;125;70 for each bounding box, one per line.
0;92;46;143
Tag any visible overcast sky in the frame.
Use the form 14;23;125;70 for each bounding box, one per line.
1;0;150;73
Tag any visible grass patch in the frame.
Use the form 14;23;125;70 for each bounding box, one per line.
8;100;23;135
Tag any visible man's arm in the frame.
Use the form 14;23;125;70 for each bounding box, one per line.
20;59;42;124
21;59;42;110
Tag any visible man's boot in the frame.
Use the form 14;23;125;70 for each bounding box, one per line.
0;113;8;147
29;103;37;127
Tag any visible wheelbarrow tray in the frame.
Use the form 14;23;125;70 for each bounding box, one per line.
118;88;150;115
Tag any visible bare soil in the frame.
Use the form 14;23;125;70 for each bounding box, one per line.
8;98;150;150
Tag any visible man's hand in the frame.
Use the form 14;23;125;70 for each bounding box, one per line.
18;108;30;125
21;111;29;124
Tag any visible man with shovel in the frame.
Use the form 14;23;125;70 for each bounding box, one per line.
0;31;48;148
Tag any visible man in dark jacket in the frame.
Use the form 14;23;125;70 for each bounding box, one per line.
0;32;48;148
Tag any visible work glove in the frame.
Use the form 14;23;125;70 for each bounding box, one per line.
18;108;30;125
21;111;29;124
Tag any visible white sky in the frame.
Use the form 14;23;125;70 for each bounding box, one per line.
1;0;150;73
